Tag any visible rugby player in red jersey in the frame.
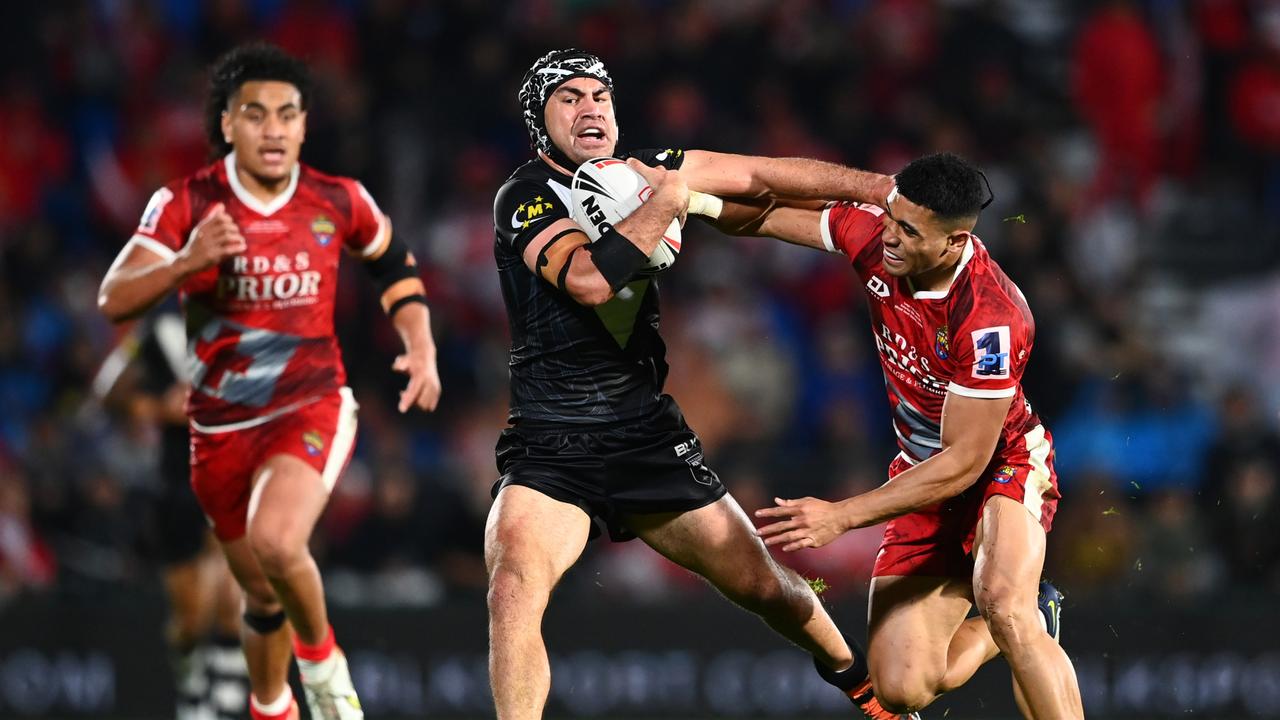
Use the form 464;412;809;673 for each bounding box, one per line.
635;152;1082;718
98;43;441;720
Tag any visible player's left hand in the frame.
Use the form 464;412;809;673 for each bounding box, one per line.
754;497;850;552
392;351;441;413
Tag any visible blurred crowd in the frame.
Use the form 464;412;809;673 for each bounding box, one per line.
1;0;1278;614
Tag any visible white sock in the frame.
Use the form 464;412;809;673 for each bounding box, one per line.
1037;608;1049;633
251;686;292;716
297;653;338;685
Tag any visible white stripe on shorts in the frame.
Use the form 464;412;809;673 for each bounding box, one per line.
320;387;359;492
1022;424;1053;522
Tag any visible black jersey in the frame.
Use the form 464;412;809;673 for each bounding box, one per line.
493;148;686;426
136;312;191;484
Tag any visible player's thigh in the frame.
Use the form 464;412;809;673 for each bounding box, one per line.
485;484;591;593
628;494;773;594
868;575;973;691
246;454;329;548
971;494;1046;619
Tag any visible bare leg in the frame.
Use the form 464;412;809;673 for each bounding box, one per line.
485;486;592;720
628;495;853;671
221;537;293;706
973;495;1083;719
245;455;331;645
865;575;974;713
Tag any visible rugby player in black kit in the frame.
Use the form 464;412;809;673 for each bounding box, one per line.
486;49;914;720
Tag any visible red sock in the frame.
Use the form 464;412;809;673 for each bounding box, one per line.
292;625;336;663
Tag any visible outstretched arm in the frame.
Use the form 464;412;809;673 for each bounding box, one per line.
755;391;1013;551
678;150;894;206
627;160;833;251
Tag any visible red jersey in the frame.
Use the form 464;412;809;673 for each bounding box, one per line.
821;202;1043;465
127;153;389;429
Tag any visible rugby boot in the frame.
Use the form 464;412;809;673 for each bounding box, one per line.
299;648;363;720
1038;580;1064;643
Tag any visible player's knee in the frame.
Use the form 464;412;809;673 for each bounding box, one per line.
873;674;935;714
169;613;205;648
975;582;1036;647
240;585;281;616
247;524;307;578
720;568;788;614
486;562;552;618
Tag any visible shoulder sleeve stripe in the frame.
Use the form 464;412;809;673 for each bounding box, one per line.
127;234;177;261
355;181;390;257
947;382;1017;399
820;203;839;254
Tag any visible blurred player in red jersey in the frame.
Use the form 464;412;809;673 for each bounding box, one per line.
635;152;1082;718
97;44;442;720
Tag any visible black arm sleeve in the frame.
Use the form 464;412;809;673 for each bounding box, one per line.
363;234;420;294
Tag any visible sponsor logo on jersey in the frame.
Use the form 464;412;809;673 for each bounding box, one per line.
511;196;556;230
221;252;321;307
971;325;1012;379
874;322;948;395
302;430;325;456
897;302;924;327
311;216;336;246
245;219;291;235
993;465;1017;484
139;187;174;233
935;325;950;360
867;276;891;299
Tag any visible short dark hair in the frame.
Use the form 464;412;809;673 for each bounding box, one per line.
204;43;312;159
894;153;986;222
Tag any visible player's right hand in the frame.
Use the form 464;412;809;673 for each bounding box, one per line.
176;203;246;274
627;158;690;221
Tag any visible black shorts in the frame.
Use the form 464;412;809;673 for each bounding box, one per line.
152;427;209;566
492;395;727;541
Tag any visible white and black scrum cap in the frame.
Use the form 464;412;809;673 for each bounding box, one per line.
519;49;613;155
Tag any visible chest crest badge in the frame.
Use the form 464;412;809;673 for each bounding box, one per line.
935;325;950;360
311;216;336;247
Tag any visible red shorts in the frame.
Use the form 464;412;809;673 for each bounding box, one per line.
189;388;359;542
872;424;1061;579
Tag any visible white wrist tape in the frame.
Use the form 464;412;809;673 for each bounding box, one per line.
687;191;724;219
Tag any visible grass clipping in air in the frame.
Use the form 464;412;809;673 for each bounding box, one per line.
807;576;829;595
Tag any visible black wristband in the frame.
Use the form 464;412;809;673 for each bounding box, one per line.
388;293;428;318
586;228;648;292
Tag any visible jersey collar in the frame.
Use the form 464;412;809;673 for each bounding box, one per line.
910;238;975;300
224;152;300;216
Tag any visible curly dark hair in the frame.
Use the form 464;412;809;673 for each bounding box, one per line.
204;43;312;159
895;152;987;223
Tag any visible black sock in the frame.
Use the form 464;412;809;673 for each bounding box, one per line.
814;635;870;692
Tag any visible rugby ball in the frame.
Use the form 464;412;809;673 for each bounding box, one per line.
570;157;681;274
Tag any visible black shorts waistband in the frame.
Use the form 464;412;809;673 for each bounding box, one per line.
508;396;675;435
